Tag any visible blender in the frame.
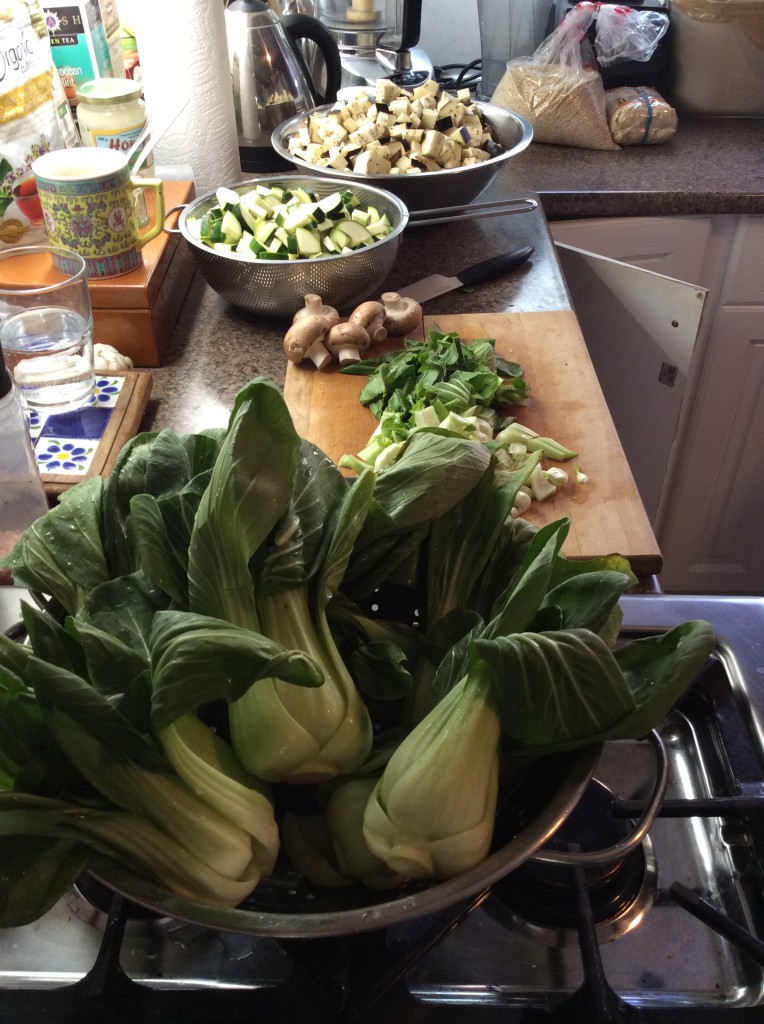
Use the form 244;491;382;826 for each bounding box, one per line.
284;0;433;90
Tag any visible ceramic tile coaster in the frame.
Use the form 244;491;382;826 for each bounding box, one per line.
28;375;125;479
28;370;153;498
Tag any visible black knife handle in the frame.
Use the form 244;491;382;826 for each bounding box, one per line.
457;246;535;287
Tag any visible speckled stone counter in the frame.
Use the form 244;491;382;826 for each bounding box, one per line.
141;192;564;434
508;115;764;219
140;115;763;435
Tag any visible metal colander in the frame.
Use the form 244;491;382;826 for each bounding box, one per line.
170;176;408;318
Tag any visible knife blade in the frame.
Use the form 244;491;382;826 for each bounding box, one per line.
397;245;535;303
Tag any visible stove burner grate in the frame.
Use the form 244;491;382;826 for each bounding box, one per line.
489;779;656;931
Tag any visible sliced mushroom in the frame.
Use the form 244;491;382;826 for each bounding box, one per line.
348;300;387;345
381;292;422;337
325;321;371;367
283;313;335;370
292;294;340;327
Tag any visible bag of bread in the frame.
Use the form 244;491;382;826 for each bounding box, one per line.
605;86;678;145
491;2;620;151
0;0;78;248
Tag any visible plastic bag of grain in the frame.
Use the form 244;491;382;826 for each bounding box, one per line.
605;86;678;145
0;0;79;248
491;2;619;150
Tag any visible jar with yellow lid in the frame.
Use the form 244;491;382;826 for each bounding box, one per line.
75;78;153;227
75;78;153;174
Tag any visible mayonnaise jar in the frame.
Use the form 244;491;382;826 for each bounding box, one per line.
75;78;152;172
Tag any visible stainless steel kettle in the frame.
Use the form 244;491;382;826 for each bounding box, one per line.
225;0;342;169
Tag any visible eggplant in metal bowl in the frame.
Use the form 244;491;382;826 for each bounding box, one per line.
271;98;533;214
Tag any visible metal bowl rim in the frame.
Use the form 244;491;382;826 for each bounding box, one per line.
177;175;410;265
88;742;600;938
270;100;534;182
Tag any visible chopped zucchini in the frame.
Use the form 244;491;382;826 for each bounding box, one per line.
190;181;391;262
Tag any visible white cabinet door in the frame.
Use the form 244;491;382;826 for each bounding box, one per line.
550;216;716;287
554;214;764;595
555;243;707;525
656;217;764;594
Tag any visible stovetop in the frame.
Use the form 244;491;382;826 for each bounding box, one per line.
1;592;763;1023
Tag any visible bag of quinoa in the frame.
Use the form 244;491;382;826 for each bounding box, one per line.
491;2;620;151
0;0;79;248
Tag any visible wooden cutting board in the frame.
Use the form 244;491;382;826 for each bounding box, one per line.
283;310;662;578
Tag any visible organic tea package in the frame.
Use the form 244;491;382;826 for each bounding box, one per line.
490;2;669;151
0;0;77;249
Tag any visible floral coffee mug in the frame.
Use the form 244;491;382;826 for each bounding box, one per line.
32;148;165;278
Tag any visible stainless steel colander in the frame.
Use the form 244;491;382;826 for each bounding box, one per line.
169;176;409;318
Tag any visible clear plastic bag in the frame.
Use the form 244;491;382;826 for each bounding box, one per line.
595;5;670;66
491;3;619;150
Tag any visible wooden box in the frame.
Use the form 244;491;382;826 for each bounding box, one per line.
88;180;196;368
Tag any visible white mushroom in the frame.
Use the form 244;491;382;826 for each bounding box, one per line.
348;300;387;345
325;321;371;367
283;314;335;370
292;294;340;327
381;292;422;337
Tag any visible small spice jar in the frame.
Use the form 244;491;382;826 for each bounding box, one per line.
75;78;151;171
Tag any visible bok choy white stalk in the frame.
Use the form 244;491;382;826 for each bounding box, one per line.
25;656;269;888
364;661;500;879
186;380;375;783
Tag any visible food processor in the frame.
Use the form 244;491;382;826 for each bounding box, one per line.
283;0;433;90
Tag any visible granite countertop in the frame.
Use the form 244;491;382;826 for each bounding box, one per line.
140;115;763;435
507;114;764;219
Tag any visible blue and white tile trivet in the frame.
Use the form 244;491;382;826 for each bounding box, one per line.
28;375;125;478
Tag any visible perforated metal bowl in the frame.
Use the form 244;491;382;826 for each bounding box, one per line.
271;101;533;213
171;176;408;318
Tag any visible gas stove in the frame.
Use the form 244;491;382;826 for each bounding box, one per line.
1;593;763;1023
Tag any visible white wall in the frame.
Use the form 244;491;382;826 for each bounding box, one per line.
419;0;481;67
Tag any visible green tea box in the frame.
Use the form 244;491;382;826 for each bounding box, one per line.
43;2;113;103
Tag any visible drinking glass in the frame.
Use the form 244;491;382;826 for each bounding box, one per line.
0;245;95;414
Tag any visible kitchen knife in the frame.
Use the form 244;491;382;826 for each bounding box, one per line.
397;245;535;303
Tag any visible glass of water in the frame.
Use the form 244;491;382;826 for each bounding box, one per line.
0;245;95;414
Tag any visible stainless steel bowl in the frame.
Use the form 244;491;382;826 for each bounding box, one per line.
173;176;409;317
89;743;599;938
271;101;533;213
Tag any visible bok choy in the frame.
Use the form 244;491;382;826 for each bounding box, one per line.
0;377;717;924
